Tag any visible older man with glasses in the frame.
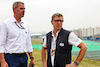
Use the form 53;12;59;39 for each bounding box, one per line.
42;13;87;67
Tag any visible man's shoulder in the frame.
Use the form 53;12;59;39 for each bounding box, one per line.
23;21;29;26
1;18;10;25
3;17;14;23
47;31;52;34
61;28;71;34
46;31;52;36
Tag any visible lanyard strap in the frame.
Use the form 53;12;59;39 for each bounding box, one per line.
15;22;25;29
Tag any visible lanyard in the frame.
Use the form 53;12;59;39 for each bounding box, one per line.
15;22;25;29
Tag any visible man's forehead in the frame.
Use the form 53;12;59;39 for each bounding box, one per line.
18;3;24;7
54;16;63;19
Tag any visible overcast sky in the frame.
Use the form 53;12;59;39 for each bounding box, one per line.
0;0;100;33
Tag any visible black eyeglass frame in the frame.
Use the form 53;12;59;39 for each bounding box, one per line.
52;20;64;22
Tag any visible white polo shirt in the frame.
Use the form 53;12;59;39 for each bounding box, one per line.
43;30;82;66
0;16;33;53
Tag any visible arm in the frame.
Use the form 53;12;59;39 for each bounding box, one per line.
65;41;87;67
28;52;35;66
66;32;87;67
0;22;8;67
26;25;35;66
41;46;47;67
75;41;87;64
0;53;9;67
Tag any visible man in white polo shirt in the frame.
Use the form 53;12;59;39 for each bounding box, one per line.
42;13;87;67
0;1;35;67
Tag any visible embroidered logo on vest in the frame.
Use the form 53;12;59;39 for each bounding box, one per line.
59;43;64;47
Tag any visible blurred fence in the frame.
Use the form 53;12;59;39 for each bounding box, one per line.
32;40;100;60
72;40;100;61
72;50;100;61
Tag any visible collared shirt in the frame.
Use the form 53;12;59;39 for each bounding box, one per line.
0;16;33;53
50;30;60;66
43;30;82;66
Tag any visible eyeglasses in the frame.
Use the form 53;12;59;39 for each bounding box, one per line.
52;20;64;22
20;8;25;10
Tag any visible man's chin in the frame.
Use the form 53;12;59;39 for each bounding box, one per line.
57;28;62;30
21;15;24;17
58;27;62;29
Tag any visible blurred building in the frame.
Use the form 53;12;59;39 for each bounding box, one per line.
73;26;100;38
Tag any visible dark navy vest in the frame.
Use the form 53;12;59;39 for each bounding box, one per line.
46;28;72;67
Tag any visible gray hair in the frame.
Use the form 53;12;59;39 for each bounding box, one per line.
51;13;63;21
13;1;24;9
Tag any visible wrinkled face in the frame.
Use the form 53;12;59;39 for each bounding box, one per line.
13;3;25;18
51;16;63;31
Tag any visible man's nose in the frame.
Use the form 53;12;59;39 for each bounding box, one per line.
57;21;61;23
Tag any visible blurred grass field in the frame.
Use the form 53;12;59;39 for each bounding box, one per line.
29;39;100;67
27;49;100;67
31;39;43;44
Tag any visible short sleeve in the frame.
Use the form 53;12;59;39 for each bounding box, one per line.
68;32;82;47
42;36;47;48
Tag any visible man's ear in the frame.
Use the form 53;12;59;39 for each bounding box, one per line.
51;21;53;25
13;8;15;13
13;8;14;11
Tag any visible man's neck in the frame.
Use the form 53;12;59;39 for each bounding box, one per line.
53;29;60;37
14;15;21;23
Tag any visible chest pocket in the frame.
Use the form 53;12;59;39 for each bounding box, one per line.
57;35;70;49
7;28;19;39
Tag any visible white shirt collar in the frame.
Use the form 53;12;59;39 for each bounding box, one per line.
52;29;61;37
11;16;24;24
